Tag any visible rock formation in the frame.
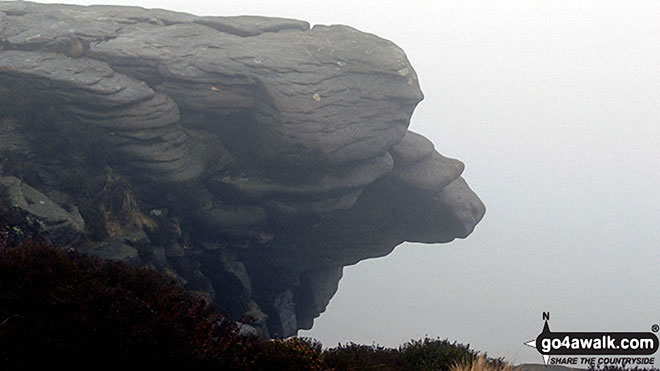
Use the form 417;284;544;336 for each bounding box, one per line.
0;1;485;338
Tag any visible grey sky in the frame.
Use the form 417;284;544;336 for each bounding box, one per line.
30;0;660;364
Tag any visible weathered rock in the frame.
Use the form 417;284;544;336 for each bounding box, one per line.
389;131;435;165
271;290;298;338
390;131;465;192
0;2;485;338
294;267;344;330
0;176;84;245
77;239;140;265
194;15;310;36
237;323;259;338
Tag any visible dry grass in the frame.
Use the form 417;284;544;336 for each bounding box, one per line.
451;354;514;371
97;169;155;237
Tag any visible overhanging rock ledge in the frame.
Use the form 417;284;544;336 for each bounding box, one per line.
0;1;485;338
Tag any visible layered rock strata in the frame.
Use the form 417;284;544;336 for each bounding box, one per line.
0;1;485;337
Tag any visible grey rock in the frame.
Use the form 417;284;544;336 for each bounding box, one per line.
147;245;168;267
0;176;84;245
194;15;310;37
0;1;485;338
198;247;254;319
390;131;465;192
78;239;140;265
294;267;343;330
190;203;267;237
271;290;298;338
164;243;186;258
86;21;422;166
389;130;435;165
433;177;486;239
391;152;465;192
0;50;204;183
237;323;259;338
206;153;393;215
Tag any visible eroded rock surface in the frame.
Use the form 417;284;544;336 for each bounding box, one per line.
0;1;485;338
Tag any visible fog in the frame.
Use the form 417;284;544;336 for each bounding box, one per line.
31;0;660;364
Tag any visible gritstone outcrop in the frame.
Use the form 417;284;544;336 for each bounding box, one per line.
0;1;485;338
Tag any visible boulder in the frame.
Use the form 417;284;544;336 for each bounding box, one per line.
0;176;84;245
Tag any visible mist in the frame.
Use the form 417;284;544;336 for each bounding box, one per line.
29;0;660;364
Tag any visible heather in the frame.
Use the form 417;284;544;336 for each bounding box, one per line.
0;239;510;370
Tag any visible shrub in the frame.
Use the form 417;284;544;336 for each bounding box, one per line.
0;240;252;370
249;337;329;371
323;342;401;370
322;337;499;371
400;338;480;370
0;239;514;371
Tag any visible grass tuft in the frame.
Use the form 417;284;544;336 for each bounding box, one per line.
451;354;514;371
